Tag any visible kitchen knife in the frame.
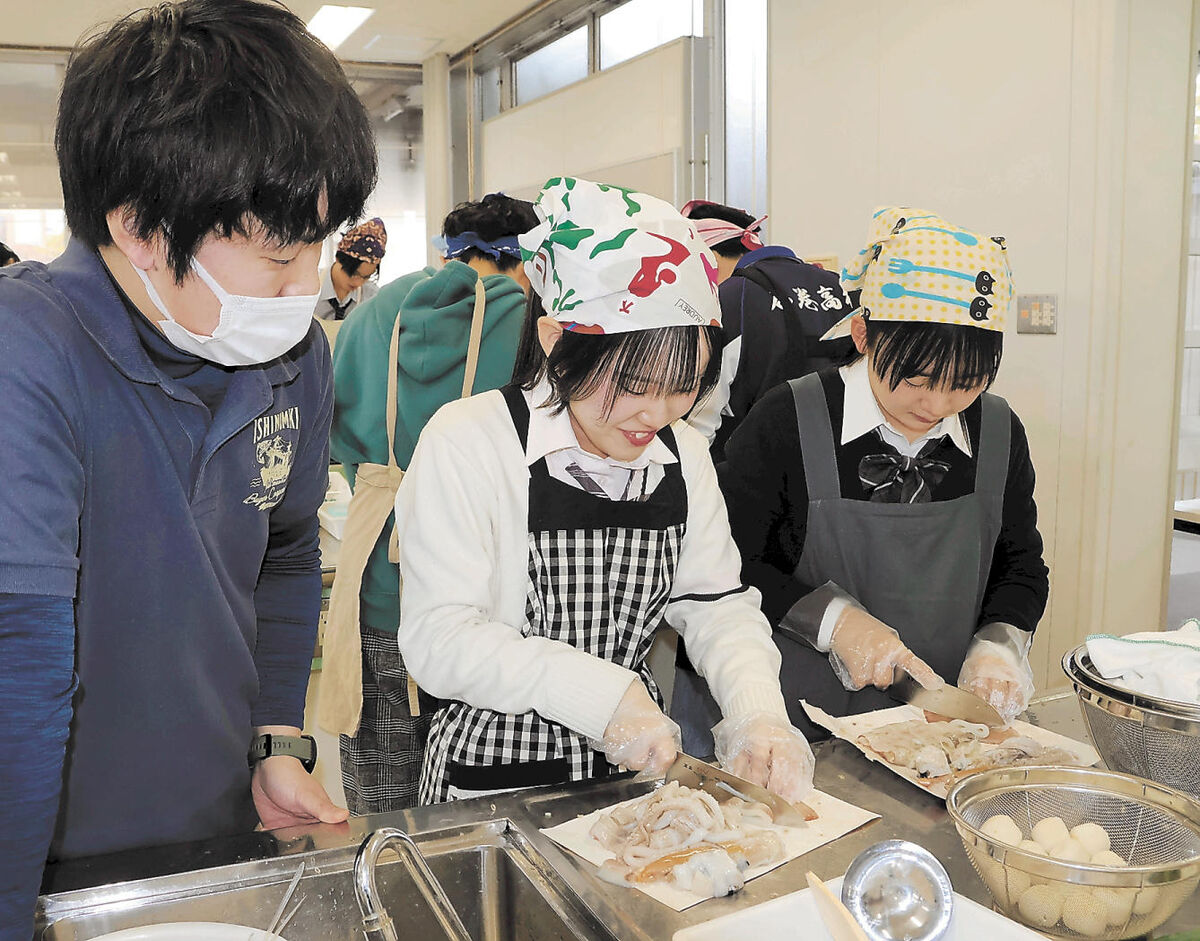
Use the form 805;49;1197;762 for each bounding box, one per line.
889;672;1005;727
773;619;1005;727
664;752;818;826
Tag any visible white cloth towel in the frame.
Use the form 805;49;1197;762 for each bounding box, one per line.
1086;621;1200;703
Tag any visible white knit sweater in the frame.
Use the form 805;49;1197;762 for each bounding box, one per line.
394;388;789;742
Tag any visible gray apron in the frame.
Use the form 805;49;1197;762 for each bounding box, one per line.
673;372;1010;749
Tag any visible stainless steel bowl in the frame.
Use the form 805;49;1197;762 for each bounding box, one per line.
1063;644;1200;798
840;840;954;941
947;765;1200;940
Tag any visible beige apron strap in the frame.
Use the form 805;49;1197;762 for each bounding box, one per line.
384;309;405;563
392;284;486;722
384;307;403;470
318;309;410;735
460;277;487;398
317;462;404;735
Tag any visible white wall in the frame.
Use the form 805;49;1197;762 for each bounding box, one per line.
423;53;453;268
479;38;698;202
768;0;1195;687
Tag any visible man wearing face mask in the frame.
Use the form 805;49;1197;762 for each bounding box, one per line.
0;1;376;936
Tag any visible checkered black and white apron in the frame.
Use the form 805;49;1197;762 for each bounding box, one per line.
419;385;687;804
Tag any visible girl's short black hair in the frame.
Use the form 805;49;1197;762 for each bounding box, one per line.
443;193;539;273
681;202;759;259
0;242;18;266
852;316;1004;391
335;251;376;278
56;0;377;283
512;292;724;418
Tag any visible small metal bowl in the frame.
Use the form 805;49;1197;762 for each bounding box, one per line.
840;840;955;941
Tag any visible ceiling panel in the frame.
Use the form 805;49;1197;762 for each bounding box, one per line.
1;0;537;62
0;1;542;207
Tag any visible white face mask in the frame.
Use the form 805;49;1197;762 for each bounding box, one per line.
133;258;319;367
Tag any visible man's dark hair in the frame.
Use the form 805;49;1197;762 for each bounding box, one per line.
0;242;18;266
443;193;539;273
681;201;760;259
850;316;1004;391
56;0;377;282
335;250;376;279
512;292;724;418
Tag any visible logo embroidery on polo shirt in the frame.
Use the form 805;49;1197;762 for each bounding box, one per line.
244;406;300;511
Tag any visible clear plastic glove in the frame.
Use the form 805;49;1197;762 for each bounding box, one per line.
828;605;944;692
958;634;1035;723
713;712;815;804
593;679;680;776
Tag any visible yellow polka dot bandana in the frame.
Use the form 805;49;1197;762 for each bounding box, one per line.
823;207;1012;338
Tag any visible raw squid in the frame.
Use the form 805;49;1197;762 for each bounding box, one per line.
857;720;1081;781
589;782;787;897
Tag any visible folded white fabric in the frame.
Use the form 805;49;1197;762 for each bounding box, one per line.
1086;620;1200;703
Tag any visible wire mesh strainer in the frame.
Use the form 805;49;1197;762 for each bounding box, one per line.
947;766;1200;940
1063;645;1200;798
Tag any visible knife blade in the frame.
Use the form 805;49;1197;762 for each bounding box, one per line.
664;752;818;825
889;672;1005;727
773;619;1006;727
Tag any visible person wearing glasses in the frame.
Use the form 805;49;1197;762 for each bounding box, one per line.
315;217;387;321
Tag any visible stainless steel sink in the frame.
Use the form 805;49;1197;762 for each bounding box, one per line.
37;819;615;941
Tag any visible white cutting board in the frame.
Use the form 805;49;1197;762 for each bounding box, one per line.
672;876;1043;941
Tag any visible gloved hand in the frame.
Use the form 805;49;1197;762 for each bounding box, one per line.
713;712;815;804
828;606;943;692
958;635;1035;724
594;679;680;776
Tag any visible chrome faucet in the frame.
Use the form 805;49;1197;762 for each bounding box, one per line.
353;827;473;941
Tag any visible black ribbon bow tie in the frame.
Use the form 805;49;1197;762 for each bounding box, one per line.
858;437;951;504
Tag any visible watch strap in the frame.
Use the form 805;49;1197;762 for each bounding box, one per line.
248;733;317;773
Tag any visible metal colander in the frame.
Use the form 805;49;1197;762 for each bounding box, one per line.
947;766;1200;940
1063;645;1200;797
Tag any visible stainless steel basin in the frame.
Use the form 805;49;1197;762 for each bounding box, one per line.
37;819;614;941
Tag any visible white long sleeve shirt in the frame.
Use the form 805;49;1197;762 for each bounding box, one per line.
394;387;789;742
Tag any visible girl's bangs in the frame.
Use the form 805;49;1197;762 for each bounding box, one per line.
869;321;1002;391
550;325;721;416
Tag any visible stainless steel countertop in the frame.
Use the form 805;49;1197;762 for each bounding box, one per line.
38;690;1200;938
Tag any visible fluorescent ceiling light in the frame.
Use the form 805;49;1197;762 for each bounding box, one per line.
307;5;375;51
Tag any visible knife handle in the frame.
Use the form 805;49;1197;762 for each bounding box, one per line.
806;871;869;941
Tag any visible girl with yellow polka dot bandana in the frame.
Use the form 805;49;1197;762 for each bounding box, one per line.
671;207;1049;750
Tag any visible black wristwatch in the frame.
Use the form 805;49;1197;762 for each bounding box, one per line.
248;733;317;773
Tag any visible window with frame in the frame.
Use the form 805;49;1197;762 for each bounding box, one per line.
599;0;703;70
513;25;589;106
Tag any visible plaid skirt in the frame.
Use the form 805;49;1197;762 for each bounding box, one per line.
339;625;435;814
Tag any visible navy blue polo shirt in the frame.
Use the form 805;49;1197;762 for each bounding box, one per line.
0;240;331;860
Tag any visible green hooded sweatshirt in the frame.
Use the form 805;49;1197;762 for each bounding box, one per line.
330;260;527;634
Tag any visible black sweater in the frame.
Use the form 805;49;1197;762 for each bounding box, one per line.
718;369;1050;635
711;247;853;460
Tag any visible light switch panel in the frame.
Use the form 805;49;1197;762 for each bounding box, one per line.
1017;294;1057;334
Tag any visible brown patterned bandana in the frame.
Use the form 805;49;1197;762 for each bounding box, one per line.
337;217;387;264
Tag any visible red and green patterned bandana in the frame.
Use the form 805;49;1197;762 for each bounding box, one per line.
519;177;721;334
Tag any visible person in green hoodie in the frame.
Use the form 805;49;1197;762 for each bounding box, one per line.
323;193;539;813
